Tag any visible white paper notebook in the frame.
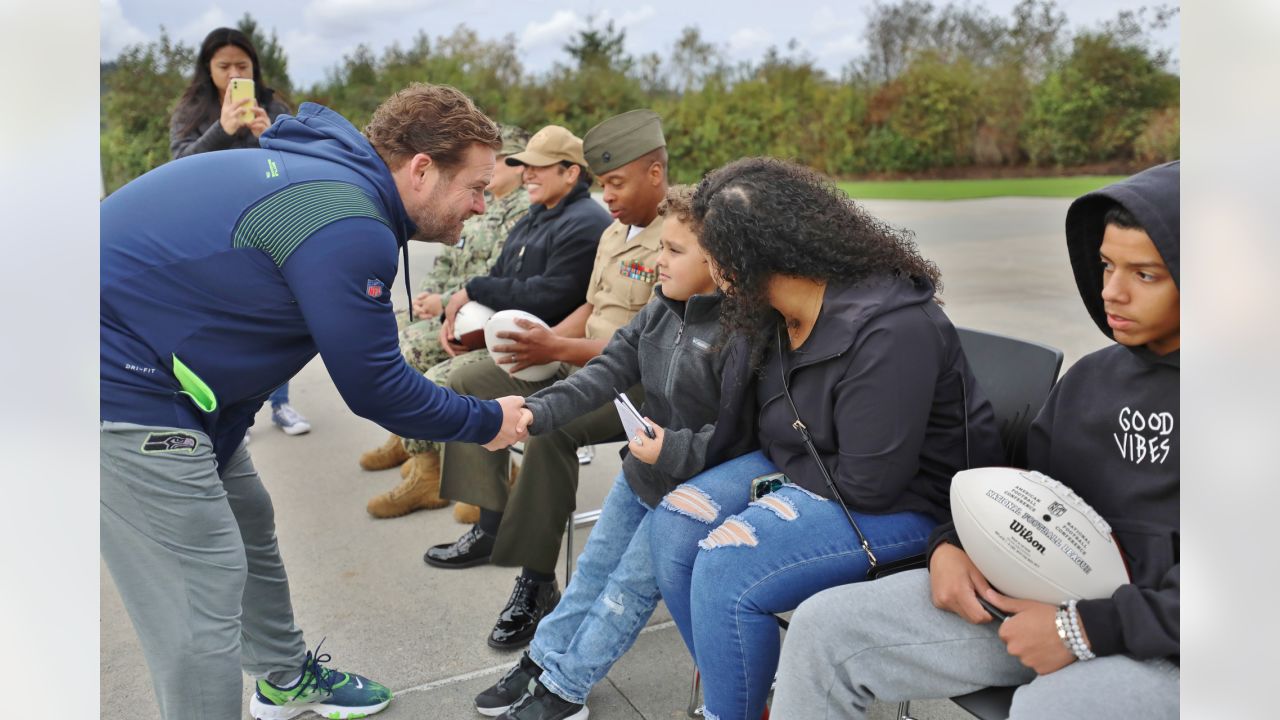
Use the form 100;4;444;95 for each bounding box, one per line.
613;390;655;440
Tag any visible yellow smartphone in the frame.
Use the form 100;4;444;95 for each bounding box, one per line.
228;78;256;124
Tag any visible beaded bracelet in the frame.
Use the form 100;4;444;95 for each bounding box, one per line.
1060;599;1096;661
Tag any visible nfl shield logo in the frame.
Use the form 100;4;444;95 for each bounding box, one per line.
366;279;384;298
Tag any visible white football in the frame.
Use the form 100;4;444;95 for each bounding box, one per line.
483;310;562;382
453;301;496;350
951;467;1129;605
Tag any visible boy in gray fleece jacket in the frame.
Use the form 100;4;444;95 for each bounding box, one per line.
472;186;744;720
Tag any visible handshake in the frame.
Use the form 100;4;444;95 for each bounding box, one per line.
482;396;536;451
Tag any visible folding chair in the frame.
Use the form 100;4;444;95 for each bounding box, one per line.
895;327;1063;720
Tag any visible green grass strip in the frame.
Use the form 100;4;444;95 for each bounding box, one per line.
837;176;1126;201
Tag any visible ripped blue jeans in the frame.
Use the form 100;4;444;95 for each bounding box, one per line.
649;450;936;720
529;472;660;705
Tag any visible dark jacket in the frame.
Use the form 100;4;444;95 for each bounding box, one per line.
929;161;1181;662
525;288;753;507
465;181;610;326
102;103;502;469
169;95;292;159
747;277;1004;520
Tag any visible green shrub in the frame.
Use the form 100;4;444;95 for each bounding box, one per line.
1134;106;1179;163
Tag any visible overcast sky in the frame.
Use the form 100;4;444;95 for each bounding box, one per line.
101;0;1179;88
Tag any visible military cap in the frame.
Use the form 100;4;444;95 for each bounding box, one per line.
505;125;586;167
497;124;531;157
583;109;665;175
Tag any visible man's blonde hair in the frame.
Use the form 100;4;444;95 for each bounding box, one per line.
365;83;501;172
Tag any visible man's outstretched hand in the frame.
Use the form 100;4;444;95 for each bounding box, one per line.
483;395;532;450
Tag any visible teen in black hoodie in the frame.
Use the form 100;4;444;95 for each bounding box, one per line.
770;161;1180;720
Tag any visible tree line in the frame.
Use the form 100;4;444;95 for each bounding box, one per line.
100;0;1179;194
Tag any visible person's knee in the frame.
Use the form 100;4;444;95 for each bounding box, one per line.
447;353;506;395
659;485;721;526
424;356;454;386
230;496;277;541
651;486;721;571
597;572;661;618
1009;656;1178;720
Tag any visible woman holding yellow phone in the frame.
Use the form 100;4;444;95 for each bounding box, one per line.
169;27;290;159
169;27;312;436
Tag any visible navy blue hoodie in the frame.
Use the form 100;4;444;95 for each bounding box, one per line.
930;161;1180;662
101;103;502;467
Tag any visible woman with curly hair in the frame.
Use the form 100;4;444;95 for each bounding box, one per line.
648;157;1004;719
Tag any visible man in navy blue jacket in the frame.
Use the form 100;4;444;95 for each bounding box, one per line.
100;83;529;720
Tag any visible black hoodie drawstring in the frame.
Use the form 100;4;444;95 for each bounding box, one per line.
401;242;414;322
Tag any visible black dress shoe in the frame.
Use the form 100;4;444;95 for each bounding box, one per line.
424;525;495;569
488;576;561;649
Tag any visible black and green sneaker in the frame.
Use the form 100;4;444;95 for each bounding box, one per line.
249;643;392;720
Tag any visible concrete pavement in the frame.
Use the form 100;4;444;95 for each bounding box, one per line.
100;197;1105;720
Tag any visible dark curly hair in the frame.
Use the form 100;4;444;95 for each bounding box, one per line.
691;157;942;367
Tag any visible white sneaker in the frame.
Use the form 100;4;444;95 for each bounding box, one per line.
575;445;594;465
271;403;312;435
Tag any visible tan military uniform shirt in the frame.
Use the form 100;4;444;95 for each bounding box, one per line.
583;216;664;341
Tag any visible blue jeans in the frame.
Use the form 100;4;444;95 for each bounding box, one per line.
268;383;288;407
649;450;937;720
529;472;661;705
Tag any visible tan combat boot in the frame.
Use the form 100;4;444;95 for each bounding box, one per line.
452;461;520;524
359;433;410;471
366;450;449;518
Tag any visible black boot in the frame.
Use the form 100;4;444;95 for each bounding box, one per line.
424;524;495;569
489;576;561;649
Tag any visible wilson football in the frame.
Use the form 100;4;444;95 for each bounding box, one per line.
950;467;1129;605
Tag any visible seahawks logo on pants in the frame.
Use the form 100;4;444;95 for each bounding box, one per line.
141;432;199;454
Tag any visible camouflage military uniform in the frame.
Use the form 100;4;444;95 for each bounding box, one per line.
395;185;531;374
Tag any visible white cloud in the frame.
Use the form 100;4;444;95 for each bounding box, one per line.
172;7;232;49
810;5;859;38
280;29;337;84
304;0;430;36
820;33;862;58
521;9;583;52
99;0;147;57
519;5;656;54
617;5;656;28
728;27;772;56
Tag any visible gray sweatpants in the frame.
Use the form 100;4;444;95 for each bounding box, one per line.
771;570;1179;720
100;422;307;720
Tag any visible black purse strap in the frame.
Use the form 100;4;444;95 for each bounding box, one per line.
775;324;878;568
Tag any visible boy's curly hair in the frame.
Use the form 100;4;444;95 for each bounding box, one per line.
657;184;700;233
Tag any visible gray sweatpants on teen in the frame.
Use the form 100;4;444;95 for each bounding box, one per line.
771;570;1179;720
100;422;307;720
